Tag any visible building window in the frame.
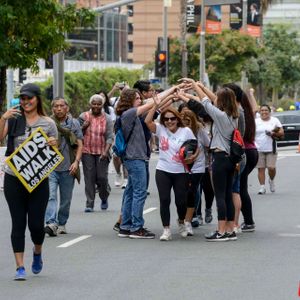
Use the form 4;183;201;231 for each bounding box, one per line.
66;12;128;62
127;5;134;17
128;23;133;34
128;41;133;53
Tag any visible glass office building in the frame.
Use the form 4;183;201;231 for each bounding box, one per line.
66;12;128;62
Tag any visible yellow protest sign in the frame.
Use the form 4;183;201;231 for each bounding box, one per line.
6;127;63;193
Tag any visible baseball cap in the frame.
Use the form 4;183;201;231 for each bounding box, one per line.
19;83;41;98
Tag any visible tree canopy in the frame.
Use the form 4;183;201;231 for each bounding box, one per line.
0;0;95;71
168;30;258;87
0;0;95;112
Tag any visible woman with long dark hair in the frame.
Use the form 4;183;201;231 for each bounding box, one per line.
0;83;58;280
223;83;259;232
179;78;239;241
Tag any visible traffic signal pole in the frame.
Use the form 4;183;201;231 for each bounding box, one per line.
162;3;168;89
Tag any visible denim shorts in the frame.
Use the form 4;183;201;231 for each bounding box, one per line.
232;156;246;194
232;171;241;193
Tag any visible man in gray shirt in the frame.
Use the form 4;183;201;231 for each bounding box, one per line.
44;98;83;236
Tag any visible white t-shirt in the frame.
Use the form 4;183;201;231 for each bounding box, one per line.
155;124;195;173
255;116;282;152
191;128;210;173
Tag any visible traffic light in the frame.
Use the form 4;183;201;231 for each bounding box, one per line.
19;69;27;83
155;50;167;77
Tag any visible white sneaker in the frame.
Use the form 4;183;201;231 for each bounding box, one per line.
269;179;275;193
178;221;188;238
233;226;242;234
258;186;266;195
57;225;67;234
115;173;122;187
185;221;194;236
160;228;172;241
121;179;128;189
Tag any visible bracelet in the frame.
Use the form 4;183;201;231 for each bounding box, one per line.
75;159;80;163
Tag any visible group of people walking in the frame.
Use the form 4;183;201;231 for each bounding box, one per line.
1;77;283;280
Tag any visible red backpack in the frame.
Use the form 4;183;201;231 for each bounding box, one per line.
229;128;245;164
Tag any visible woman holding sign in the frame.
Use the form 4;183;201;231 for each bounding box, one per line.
0;83;58;281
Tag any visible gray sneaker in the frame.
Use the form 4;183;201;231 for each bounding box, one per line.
44;223;58;237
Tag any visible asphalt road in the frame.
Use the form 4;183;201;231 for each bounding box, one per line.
1;147;300;300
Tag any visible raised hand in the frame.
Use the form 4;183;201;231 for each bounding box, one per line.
2;105;22;120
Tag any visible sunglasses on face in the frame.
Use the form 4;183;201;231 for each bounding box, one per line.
20;96;34;101
164;116;177;122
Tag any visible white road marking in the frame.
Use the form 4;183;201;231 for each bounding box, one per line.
278;233;300;238
143;207;157;215
57;235;92;248
277;157;286;160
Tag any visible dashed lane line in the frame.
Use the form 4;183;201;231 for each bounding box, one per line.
57;235;92;248
278;233;300;238
143;207;157;215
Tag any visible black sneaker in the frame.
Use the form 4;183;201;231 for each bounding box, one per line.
241;223;255;232
205;231;229;242
225;231;237;241
118;229;130;238
205;209;213;223
129;228;155;239
113;222;120;232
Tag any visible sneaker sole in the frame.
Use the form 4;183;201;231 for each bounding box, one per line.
227;237;237;241
14;277;26;281
206;238;229;242
241;228;255;232
129;235;155;239
118;234;130;238
160;237;172;241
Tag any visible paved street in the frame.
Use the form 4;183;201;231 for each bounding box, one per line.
1;147;300;300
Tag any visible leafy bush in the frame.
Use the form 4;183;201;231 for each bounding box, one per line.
37;67;142;117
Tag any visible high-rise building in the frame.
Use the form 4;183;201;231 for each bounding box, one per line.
74;0;184;64
263;0;300;30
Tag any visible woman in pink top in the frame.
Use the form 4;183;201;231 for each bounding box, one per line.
79;94;114;212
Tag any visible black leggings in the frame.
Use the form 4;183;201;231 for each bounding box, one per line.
187;173;203;208
155;170;188;227
212;152;235;221
4;173;49;253
196;167;214;215
240;148;258;225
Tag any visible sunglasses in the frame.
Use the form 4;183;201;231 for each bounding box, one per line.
164;116;177;122
20;96;34;101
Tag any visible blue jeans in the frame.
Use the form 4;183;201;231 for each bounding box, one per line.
121;159;147;232
45;171;75;226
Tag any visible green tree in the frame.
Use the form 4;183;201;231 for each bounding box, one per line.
168;30;258;87
245;24;300;104
0;0;95;112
